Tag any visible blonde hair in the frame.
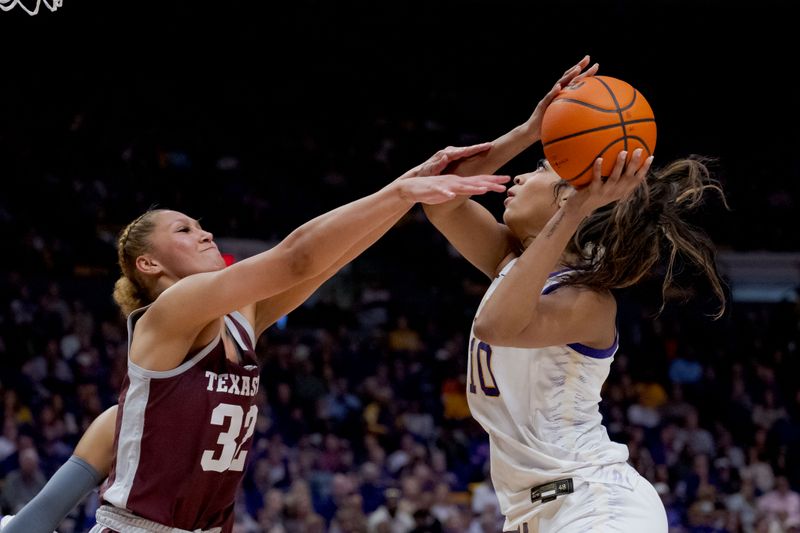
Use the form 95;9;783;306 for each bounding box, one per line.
113;209;166;317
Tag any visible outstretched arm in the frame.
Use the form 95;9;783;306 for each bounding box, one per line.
423;56;599;278
136;163;508;371
2;406;117;533
250;144;496;336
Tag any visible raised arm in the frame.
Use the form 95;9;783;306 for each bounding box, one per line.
423;56;599;278
474;151;652;348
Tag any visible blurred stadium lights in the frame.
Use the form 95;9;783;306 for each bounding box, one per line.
718;251;800;302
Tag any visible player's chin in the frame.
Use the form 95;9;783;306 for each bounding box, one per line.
501;207;514;226
198;256;226;272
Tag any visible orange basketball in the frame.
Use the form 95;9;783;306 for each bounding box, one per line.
541;76;657;187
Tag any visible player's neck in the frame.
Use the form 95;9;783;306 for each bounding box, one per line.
519;236;575;271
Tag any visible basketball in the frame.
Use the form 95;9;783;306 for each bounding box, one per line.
541;76;657;187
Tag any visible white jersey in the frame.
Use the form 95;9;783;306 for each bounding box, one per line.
468;259;636;528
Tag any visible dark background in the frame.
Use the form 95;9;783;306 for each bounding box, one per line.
1;0;797;251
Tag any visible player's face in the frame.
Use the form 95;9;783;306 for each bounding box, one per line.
503;159;565;238
145;210;226;279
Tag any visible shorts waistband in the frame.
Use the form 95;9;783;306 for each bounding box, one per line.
95;505;222;533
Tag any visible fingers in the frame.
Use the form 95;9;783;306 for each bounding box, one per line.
540;82;562;107
459;174;510;192
418;142;493;177
561;55;590;78
625;149;645;176
558;55;591;86
576;149;652;211
636;155;654;180
614;149;651;195
425;154;451;176
589;157;604;184
557;65;582;87
443;142;492;160
441;174;510;194
608;150;628;184
572;62;599;84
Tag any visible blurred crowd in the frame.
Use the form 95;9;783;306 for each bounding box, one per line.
0;92;799;533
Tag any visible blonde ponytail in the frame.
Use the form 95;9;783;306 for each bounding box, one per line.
114;209;165;317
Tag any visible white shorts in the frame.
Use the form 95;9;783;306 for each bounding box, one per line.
505;466;668;533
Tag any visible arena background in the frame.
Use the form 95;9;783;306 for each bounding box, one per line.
0;1;798;532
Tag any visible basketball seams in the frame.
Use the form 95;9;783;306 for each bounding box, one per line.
542;118;655;148
542;76;656;184
619;89;638;111
551;98;619;113
595;77;628;152
565;137;627;183
626;135;653;156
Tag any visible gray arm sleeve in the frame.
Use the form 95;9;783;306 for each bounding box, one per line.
3;456;103;533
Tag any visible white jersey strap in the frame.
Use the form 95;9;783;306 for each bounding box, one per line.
228;311;256;348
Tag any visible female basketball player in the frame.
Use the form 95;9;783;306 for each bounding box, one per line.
423;55;726;532
1;147;508;533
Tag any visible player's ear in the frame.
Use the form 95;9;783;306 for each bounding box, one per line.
135;254;163;276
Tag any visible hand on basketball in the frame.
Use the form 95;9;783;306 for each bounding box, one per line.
526;55;599;141
565;149;653;216
400;142;493;179
398;173;510;205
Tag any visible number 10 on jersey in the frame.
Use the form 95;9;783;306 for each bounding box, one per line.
469;339;500;397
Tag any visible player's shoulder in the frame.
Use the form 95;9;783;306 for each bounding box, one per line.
492;252;519;278
548;283;616;310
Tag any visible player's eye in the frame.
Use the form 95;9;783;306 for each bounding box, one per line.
536;158;547;171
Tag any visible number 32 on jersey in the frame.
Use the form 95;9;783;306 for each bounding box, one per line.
201;403;258;473
469;338;500;397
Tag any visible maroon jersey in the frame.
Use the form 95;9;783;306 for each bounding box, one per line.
101;308;260;532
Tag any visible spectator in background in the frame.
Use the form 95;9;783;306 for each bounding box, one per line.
330;490;368;533
668;352;704;385
742;447;775;495
757;475;800;531
388;316;422;353
627;378;665;429
429;482;458;527
359;462;387;515
409;507;442;533
726;476;758;533
284;480;326;533
1;391;32;427
752;389;788;432
661;384;695;424
680;409;716;458
399;401;435;441
258;489;287;532
320;376;362;431
21;338;74;394
470;472;500;520
368;488;414;533
0;421;17;464
0;448;45;513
